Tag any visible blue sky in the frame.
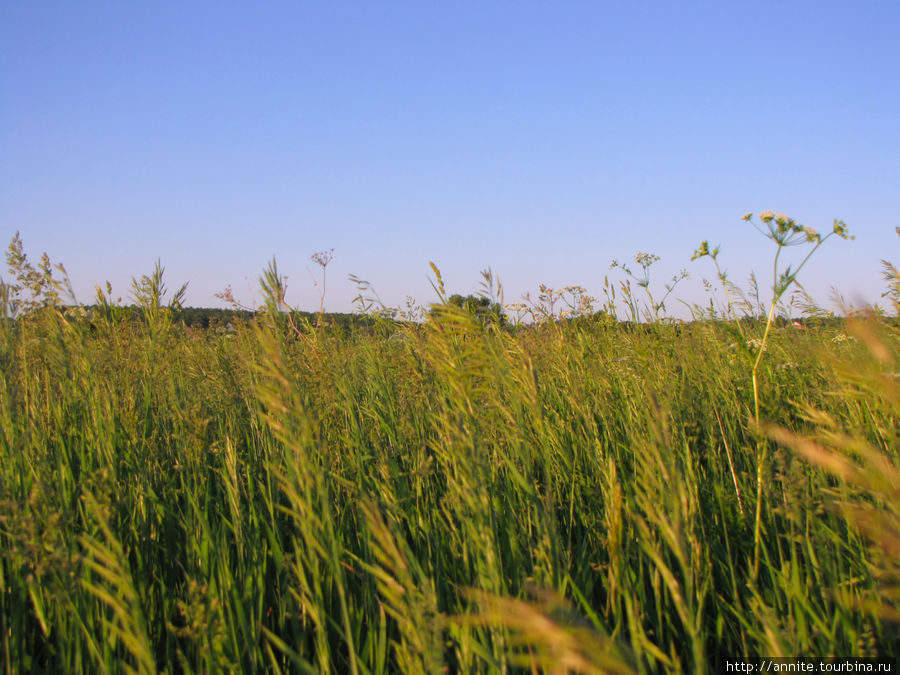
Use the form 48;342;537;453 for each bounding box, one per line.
2;2;898;315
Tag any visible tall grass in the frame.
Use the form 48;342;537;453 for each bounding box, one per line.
1;223;898;673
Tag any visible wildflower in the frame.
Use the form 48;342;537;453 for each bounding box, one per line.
310;249;334;268
832;219;853;239
747;338;767;352
635;252;660;267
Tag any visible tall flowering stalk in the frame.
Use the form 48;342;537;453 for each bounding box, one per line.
694;211;852;578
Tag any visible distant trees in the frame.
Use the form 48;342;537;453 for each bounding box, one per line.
430;294;505;327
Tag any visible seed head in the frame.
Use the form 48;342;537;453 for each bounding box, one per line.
311;248;334;268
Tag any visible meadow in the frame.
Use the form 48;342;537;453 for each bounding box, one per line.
1;216;899;673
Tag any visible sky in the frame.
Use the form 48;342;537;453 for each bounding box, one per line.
2;1;898;316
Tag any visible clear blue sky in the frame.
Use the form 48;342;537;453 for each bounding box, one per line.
2;2;898;315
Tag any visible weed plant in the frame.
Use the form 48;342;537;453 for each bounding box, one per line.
0;218;898;674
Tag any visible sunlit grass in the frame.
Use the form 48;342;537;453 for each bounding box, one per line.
1;223;898;673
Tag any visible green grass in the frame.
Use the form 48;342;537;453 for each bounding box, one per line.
1;302;897;673
1;226;899;673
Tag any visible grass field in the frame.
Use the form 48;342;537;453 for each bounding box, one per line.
1;222;899;673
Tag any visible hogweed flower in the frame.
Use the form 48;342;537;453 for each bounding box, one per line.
311;249;334;268
634;252;661;268
832;219;852;239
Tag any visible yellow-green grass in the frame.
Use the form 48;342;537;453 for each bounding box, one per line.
1;222;899;673
1;299;897;674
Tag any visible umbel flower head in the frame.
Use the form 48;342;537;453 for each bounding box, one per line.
742;211;853;248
